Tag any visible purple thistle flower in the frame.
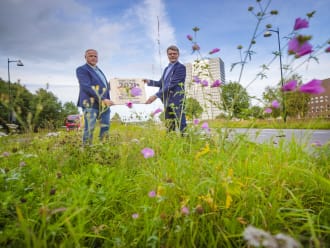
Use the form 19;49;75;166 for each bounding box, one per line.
211;80;222;88
325;46;330;53
19;161;26;167
193;76;201;83
126;102;133;108
141;148;155;159
201;122;210;132
186;34;193;41
192;44;200;52
193;119;200;125
311;141;322;147
181;206;190;215
130;87;142;97
264;108;272;114
132;213;139;219
201;80;208;87
294;17;309;30
271;100;280;109
148;190;156;198
152;108;162;116
282;80;297;92
2;152;10;157
209;48;220;54
299;79;325;95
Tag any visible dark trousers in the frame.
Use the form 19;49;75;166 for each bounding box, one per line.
165;104;186;133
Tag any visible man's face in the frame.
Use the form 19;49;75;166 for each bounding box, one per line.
167;49;179;63
85;50;98;66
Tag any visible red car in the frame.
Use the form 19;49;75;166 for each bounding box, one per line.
65;115;81;131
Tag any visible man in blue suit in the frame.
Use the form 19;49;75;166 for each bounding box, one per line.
76;49;114;145
144;45;187;133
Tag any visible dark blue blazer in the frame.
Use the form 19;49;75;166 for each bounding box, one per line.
148;61;186;107
76;63;110;108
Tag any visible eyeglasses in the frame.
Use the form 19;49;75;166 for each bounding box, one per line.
167;53;178;56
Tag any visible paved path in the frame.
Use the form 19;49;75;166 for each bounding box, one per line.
226;128;330;146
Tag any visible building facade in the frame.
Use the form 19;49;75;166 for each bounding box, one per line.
185;57;225;120
306;78;330;118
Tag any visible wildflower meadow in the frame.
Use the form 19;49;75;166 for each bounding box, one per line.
1;0;330;247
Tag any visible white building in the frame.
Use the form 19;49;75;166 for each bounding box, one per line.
185;57;226;120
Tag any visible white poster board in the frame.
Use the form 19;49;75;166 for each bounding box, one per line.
110;78;147;105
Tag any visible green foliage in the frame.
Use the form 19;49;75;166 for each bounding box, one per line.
185;97;203;119
249;105;265;119
0;79;78;133
62;102;79;117
221;81;250;119
0;122;329;247
263;86;281;118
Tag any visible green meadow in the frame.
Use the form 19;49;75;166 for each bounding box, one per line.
1;121;329;247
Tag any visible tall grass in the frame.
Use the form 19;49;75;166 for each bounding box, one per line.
1;122;329;247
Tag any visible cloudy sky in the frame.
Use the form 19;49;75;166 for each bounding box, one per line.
0;0;329;117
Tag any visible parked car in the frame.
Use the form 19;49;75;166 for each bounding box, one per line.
65;114;81;131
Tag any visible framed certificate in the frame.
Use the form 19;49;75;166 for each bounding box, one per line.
110;78;147;104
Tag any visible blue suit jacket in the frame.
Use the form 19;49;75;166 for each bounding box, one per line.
148;61;186;107
76;63;110;108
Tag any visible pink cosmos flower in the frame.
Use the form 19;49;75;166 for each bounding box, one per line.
130;87;142;97
295;41;313;57
193;119;200;125
201;80;208;87
288;37;313;58
186;34;193;41
209;48;220;55
151;108;162;116
141;148;155;158
193;76;201;83
132;213;139;219
264;108;272;114
126;102;133;108
181;206;190;215
282;80;297;92
294;18;309;30
192;44;200;51
148;190;156;198
271;100;280;109
299;79;325;95
211;80;222;88
325;46;330;53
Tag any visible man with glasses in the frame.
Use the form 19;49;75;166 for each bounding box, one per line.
144;45;187;133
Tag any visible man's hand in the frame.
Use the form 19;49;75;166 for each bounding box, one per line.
145;95;157;104
103;99;115;106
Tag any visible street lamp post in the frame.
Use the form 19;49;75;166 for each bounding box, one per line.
264;28;287;122
7;58;24;123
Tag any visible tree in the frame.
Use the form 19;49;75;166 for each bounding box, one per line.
31;89;63;131
248;105;264;119
185;97;203;120
221;81;250;118
62;102;79;116
282;74;310;119
262;86;281;118
285;91;310;118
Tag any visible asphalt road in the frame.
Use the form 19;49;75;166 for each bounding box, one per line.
226;128;330;146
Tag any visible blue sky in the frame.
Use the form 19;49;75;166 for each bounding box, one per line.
0;0;329;117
